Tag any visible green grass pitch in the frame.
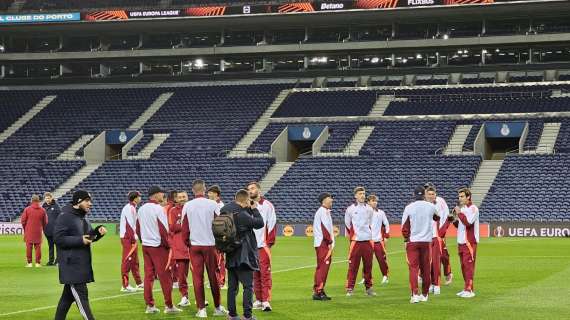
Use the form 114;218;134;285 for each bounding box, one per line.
0;234;569;319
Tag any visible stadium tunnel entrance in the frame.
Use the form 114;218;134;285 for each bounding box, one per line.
475;121;527;160
270;125;329;162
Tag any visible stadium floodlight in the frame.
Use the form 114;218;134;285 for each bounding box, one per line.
416;54;423;59
402;58;408;63
195;59;204;68
495;48;500;52
370;57;380;63
0;45;4;53
442;34;449;40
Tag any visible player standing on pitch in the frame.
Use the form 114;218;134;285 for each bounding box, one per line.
452;187;479;298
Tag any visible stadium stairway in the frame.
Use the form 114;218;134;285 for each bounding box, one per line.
128;92;174;130
259;161;294;195
0;95;56;144
368;96;407;117
57;134;96;160
228;88;292;158
470;159;504;206
316;125;375;156
127;133;170;159
52;163;102;200
530;122;561;154
444;124;474;155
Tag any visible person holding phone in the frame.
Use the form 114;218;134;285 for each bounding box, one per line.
54;190;107;320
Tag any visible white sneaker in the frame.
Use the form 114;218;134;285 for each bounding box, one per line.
213;306;228;316
456;290;466;296
346;290;353;297
195;308;208;318
120;286;137;293
35;263;41;268
164;306;182;314
410;295;421;304
26;263;33;268
145;306;160;314
262;301;272;312
178;296;191;307
460;291;476;298
381;276;389;284
445;273;453;285
252;300;263;310
429;285;434;294
419;295;428;302
358;278;365;285
433;286;441;295
136;283;144;290
172;282;179;289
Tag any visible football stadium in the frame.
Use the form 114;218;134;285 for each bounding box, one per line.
0;0;569;319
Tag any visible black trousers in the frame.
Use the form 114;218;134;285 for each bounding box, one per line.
227;266;254;319
54;283;95;320
46;236;57;264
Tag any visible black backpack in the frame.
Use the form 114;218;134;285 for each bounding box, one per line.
212;211;241;253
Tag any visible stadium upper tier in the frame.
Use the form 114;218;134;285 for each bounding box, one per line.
0;81;568;223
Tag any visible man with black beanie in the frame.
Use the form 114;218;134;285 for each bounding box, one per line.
223;189;264;320
54;190;107;320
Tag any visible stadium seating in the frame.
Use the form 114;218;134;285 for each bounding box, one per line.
0;88;163;159
1;82;570;224
0;90;47;134
273;90;379;118
59;157;274;220
265;155;482;223
361;121;456;156
480;154;570;222
248;122;360;153
0;160;84;222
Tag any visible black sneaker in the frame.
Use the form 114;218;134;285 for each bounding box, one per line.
321;292;332;301
313;293;324;301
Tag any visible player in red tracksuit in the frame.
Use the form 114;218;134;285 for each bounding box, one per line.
312;192;335;301
182;180;227;318
137;186;181;315
21;195;48;267
168;191;191;308
344;186;376;297
452;187;480;299
424;184;449;295
207;185;227;290
165;190;178;288
367;194;390;285
401;186;439;304
248;181;277;312
119;191;143;292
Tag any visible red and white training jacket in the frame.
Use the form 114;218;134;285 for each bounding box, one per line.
313;206;334;248
253;197;277;249
371;208;390;243
182;195;220;246
401;200;438;243
136;200;169;248
457;203;480;245
216;200;224;212
432;196;449;238
344;202;373;241
119;202;138;242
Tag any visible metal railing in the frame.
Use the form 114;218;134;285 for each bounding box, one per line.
398;90;554;102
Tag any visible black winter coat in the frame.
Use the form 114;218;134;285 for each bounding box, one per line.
43;201;61;237
222;202;264;271
54;204;104;285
